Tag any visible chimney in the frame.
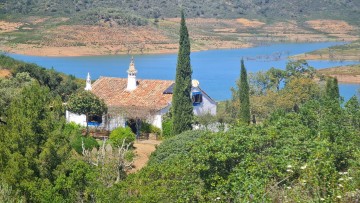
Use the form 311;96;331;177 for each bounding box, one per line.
126;57;137;91
84;72;92;91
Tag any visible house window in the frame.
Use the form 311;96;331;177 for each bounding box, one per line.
88;115;102;126
192;92;203;106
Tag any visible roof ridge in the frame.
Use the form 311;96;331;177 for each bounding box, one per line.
96;76;174;83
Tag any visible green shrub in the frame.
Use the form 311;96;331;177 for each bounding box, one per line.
63;122;81;135
161;119;173;138
109;127;135;147
148;130;204;165
140;122;161;135
71;135;99;154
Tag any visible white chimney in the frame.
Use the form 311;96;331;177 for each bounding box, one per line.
84;72;92;91
126;57;137;91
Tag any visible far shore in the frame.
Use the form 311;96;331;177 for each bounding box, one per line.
329;75;360;84
291;53;360;62
318;65;360;84
0;45;254;57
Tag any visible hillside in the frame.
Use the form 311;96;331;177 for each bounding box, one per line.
1;0;360;24
0;0;359;56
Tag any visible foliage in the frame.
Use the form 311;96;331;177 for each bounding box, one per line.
194;112;217;129
325;76;340;101
227;60;323;123
114;93;360;201
0;182;25;203
149;130;205;165
239;58;250;124
344;96;360;130
0;54;80;101
109;127;135;147
0;82;72;201
67;90;107;117
285;59;316;81
71;135;99;155
161;117;173;138
1;0;360;25
172;10;193;135
53;159;98;202
140;122;161;135
0;72;34;124
72;8;148;26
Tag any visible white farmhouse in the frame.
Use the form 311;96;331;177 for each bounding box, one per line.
66;57;217;130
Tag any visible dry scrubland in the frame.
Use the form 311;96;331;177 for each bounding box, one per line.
0;17;359;56
318;65;360;84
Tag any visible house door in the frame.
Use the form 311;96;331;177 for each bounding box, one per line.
126;118;141;139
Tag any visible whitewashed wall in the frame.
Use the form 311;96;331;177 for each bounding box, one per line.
192;87;217;116
66;110;87;126
104;115;126;131
149;104;171;129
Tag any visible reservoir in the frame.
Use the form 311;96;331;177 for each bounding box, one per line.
7;42;360;101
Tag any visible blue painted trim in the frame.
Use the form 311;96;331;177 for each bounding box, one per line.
88;122;101;127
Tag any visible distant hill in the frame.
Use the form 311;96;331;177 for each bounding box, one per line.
1;0;360;25
0;0;359;56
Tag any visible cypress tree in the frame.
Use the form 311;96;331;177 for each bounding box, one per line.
172;10;193;135
325;77;340;100
239;59;250;124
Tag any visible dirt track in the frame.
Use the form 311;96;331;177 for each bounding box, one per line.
129;140;162;173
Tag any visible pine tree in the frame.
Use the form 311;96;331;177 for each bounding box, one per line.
239;59;250;124
172;10;193;135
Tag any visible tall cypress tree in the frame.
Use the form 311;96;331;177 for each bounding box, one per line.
325;77;340;101
239;59;250;124
172;10;193;135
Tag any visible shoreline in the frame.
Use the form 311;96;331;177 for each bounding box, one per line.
291;53;360;62
334;76;360;84
0;41;347;58
318;65;360;84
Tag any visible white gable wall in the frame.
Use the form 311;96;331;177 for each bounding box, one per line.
191;87;217;116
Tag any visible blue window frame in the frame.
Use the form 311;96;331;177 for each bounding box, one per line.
192;92;203;106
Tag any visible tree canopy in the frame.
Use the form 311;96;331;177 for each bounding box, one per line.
67;90;107;117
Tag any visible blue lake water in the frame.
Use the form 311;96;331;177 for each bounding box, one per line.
7;42;360;101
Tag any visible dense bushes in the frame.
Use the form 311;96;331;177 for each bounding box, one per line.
140;122;161;136
113;94;360;202
109;127;135;147
161;118;173;138
63;122;100;154
71;134;99;154
148;130;204;165
0;54;80;101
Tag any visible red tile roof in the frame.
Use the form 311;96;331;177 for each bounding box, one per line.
91;77;174;115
